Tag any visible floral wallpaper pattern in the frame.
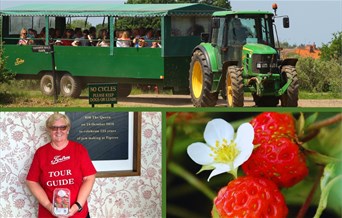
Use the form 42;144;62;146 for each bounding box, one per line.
0;112;162;218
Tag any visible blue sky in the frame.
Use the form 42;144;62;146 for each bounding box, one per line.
1;0;341;47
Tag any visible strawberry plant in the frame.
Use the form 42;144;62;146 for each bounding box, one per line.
166;112;342;218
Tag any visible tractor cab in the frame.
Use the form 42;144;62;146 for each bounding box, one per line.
190;5;298;107
210;11;277;69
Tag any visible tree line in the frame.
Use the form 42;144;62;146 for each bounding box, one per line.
296;32;341;95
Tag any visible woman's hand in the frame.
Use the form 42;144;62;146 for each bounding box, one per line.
66;204;79;217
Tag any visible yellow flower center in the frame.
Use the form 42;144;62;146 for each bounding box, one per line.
210;138;240;164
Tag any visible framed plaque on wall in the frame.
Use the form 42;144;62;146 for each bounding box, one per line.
66;111;141;177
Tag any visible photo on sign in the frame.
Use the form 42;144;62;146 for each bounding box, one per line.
66;111;141;177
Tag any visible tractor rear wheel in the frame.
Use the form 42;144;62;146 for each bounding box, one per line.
40;72;60;96
60;74;82;98
280;65;299;107
189;50;218;107
226;66;244;107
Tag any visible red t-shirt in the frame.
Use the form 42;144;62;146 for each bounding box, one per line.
27;141;97;218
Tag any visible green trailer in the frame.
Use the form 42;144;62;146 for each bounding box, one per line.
0;3;225;97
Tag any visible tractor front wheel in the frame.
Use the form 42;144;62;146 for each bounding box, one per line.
226;66;244;107
189;50;218;107
280;65;299;107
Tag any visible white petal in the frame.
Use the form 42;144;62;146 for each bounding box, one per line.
235;123;254;146
187;142;214;165
234;123;254;167
204;119;234;147
207;163;231;181
234;142;254;167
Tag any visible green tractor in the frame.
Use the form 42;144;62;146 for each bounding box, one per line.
189;4;298;107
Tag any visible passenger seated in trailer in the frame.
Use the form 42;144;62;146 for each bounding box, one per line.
88;26;97;46
61;29;74;46
74;27;83;39
71;38;81;46
27;28;37;45
35;27;46;45
151;29;161;48
116;31;131;47
132;28;143;48
151;41;161;48
96;29;110;47
80;29;91;46
18;28;29;45
55;40;62;46
143;28;154;47
138;38;146;48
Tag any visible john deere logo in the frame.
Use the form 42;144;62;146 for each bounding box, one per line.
15;58;25;66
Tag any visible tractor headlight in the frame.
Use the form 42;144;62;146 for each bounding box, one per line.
256;62;277;69
256;62;269;69
270;62;277;68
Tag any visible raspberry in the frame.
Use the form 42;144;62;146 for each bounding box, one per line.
242;112;308;188
213;176;288;218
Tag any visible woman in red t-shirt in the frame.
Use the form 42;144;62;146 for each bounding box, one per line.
26;113;97;218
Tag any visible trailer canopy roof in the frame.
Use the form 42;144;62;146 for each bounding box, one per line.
0;3;226;17
212;10;273;16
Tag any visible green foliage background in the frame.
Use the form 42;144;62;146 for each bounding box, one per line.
295;32;342;97
0;44;15;84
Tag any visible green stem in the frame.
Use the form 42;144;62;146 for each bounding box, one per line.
168;161;216;200
306;113;342;132
296;166;324;218
299;113;342;142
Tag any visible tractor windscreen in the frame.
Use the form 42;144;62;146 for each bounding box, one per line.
227;14;274;47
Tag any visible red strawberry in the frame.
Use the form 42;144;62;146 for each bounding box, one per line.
242;112;308;188
213;176;288;218
250;112;296;144
242;137;308;187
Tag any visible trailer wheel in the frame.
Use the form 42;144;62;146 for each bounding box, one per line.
253;94;279;107
189;50;217;107
226;66;244;107
40;73;60;96
280;65;299;107
60;74;82;98
118;84;132;97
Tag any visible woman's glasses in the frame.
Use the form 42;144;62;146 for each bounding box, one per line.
50;125;68;131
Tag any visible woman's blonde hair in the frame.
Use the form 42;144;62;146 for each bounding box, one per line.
20;28;27;37
46;113;71;129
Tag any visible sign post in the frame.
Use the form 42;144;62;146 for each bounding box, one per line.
88;83;118;107
32;44;57;104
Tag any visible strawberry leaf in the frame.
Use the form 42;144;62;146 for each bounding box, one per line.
211;204;220;218
304;112;318;128
314;164;342;218
296;112;305;136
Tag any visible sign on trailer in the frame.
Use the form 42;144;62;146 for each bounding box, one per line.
31;45;52;53
88;83;118;106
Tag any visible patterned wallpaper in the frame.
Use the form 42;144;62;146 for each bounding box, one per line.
0;112;162;218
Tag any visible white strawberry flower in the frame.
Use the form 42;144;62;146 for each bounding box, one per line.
187;118;254;181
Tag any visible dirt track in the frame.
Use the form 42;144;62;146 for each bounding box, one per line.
117;94;342;108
